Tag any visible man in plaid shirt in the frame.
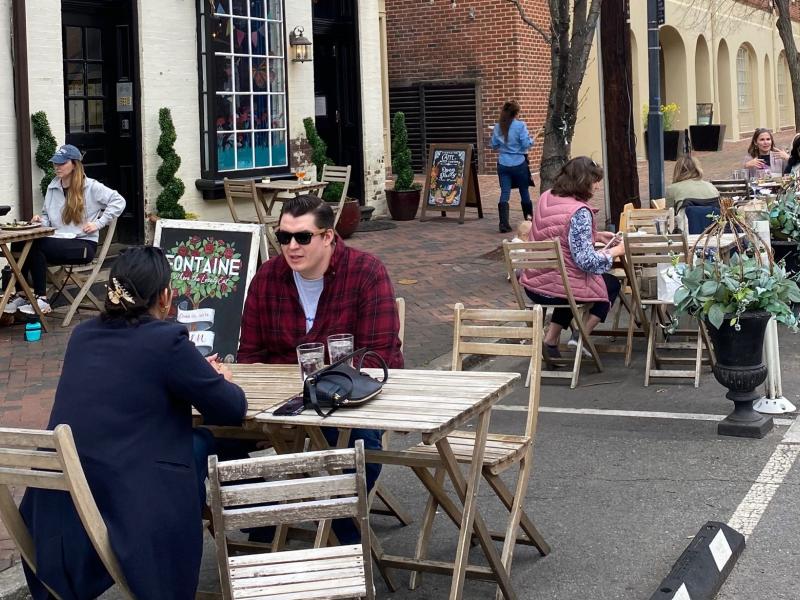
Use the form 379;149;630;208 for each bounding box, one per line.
237;194;402;542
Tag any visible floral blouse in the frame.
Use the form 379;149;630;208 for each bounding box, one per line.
568;208;612;275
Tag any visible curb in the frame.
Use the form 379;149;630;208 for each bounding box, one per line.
0;564;28;600
649;521;745;600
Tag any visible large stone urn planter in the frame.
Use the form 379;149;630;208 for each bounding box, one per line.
705;310;773;438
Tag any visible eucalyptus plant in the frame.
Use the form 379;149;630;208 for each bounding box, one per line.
768;185;800;243
672;198;800;331
673;253;800;331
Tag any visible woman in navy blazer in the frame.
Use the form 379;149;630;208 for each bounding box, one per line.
20;246;247;599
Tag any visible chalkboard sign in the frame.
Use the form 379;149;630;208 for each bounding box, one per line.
420;144;482;223
154;220;262;360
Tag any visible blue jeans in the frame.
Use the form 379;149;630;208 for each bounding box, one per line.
497;161;532;207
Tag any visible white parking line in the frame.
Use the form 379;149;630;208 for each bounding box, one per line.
494;405;795;426
727;443;800;538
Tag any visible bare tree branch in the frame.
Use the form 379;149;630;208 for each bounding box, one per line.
773;0;800;130
504;0;551;44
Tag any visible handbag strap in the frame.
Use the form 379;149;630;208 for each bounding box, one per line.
305;370;355;418
355;350;388;383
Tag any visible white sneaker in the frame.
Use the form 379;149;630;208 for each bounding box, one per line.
19;297;52;316
567;335;593;359
3;295;28;314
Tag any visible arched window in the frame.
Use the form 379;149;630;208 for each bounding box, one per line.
736;46;754;133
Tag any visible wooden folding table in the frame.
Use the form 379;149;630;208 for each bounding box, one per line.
0;226;55;330
234;364;522;600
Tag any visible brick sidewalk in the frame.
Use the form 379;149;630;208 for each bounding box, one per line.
0;129;792;572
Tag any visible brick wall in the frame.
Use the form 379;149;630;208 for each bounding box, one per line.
385;0;551;174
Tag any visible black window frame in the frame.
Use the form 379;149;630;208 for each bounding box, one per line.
196;0;290;180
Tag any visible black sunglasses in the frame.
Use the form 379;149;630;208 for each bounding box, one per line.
275;230;327;245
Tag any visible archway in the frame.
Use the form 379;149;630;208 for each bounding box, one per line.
717;39;733;138
736;43;758;135
695;35;712;105
659;26;689;130
764;54;774;129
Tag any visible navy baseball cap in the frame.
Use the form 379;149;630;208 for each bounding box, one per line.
50;144;83;164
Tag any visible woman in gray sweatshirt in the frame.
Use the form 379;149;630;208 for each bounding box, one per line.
5;144;126;316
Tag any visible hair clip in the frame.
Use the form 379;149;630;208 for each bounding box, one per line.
107;278;135;305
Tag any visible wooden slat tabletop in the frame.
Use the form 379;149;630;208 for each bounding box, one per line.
0;227;55;244
231;364;520;443
254;180;327;192
687;232;745;253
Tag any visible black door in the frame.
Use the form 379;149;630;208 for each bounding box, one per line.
312;0;363;202
62;0;142;243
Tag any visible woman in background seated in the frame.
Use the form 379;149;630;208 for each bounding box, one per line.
519;157;625;358
20;246;247;600
5;144;125;317
744;128;789;174
784;133;800;176
666;155;719;230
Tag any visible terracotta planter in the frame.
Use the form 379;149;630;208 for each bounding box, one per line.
386;189;421;221
333;199;361;239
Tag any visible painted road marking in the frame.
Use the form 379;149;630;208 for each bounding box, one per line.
494;405;794;426
727;443;800;538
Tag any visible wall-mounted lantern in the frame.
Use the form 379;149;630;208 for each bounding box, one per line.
289;26;312;63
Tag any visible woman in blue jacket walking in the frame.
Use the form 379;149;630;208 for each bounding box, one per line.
491;100;534;233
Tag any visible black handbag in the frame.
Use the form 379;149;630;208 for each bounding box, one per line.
302;348;389;418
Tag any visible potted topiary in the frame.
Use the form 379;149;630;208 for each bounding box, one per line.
386;112;421;221
768;181;800;275
643;103;685;161
672;200;800;438
302;117;360;238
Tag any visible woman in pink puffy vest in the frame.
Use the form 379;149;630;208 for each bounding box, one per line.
519;157;626;359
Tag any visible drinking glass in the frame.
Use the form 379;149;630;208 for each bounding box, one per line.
732;169;747;181
296;342;325;381
654;216;668;235
327;333;354;366
294;166;307;182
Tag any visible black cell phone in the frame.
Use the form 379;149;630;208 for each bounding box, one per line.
273;394;305;416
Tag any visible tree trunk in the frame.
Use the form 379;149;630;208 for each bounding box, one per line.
774;0;800;131
539;0;603;191
601;0;640;227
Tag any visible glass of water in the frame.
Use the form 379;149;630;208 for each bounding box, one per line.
296;342;325;381
327;333;354;367
654;216;668;235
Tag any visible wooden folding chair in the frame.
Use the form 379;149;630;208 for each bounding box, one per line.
371;304;550;599
622;207;675;234
0;425;134;599
711;179;750;200
502;239;603;388
224;178;272;258
623;232;710;386
317;165;352;228
208;442;375;600
47;217;117;327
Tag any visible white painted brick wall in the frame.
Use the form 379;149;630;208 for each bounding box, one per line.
26;0;65;217
138;0;214;220
358;0;387;214
0;0;19;220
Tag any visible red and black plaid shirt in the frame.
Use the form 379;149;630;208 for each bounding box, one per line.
237;238;404;368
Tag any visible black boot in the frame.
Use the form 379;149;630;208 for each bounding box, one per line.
498;203;512;233
521;200;533;222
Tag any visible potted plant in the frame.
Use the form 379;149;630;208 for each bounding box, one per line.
689;103;726;152
386;112;421;221
768;181;800;275
642;103;685;161
302;117;359;238
672;200;800;438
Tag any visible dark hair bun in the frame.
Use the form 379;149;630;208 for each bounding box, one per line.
101;246;171;324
